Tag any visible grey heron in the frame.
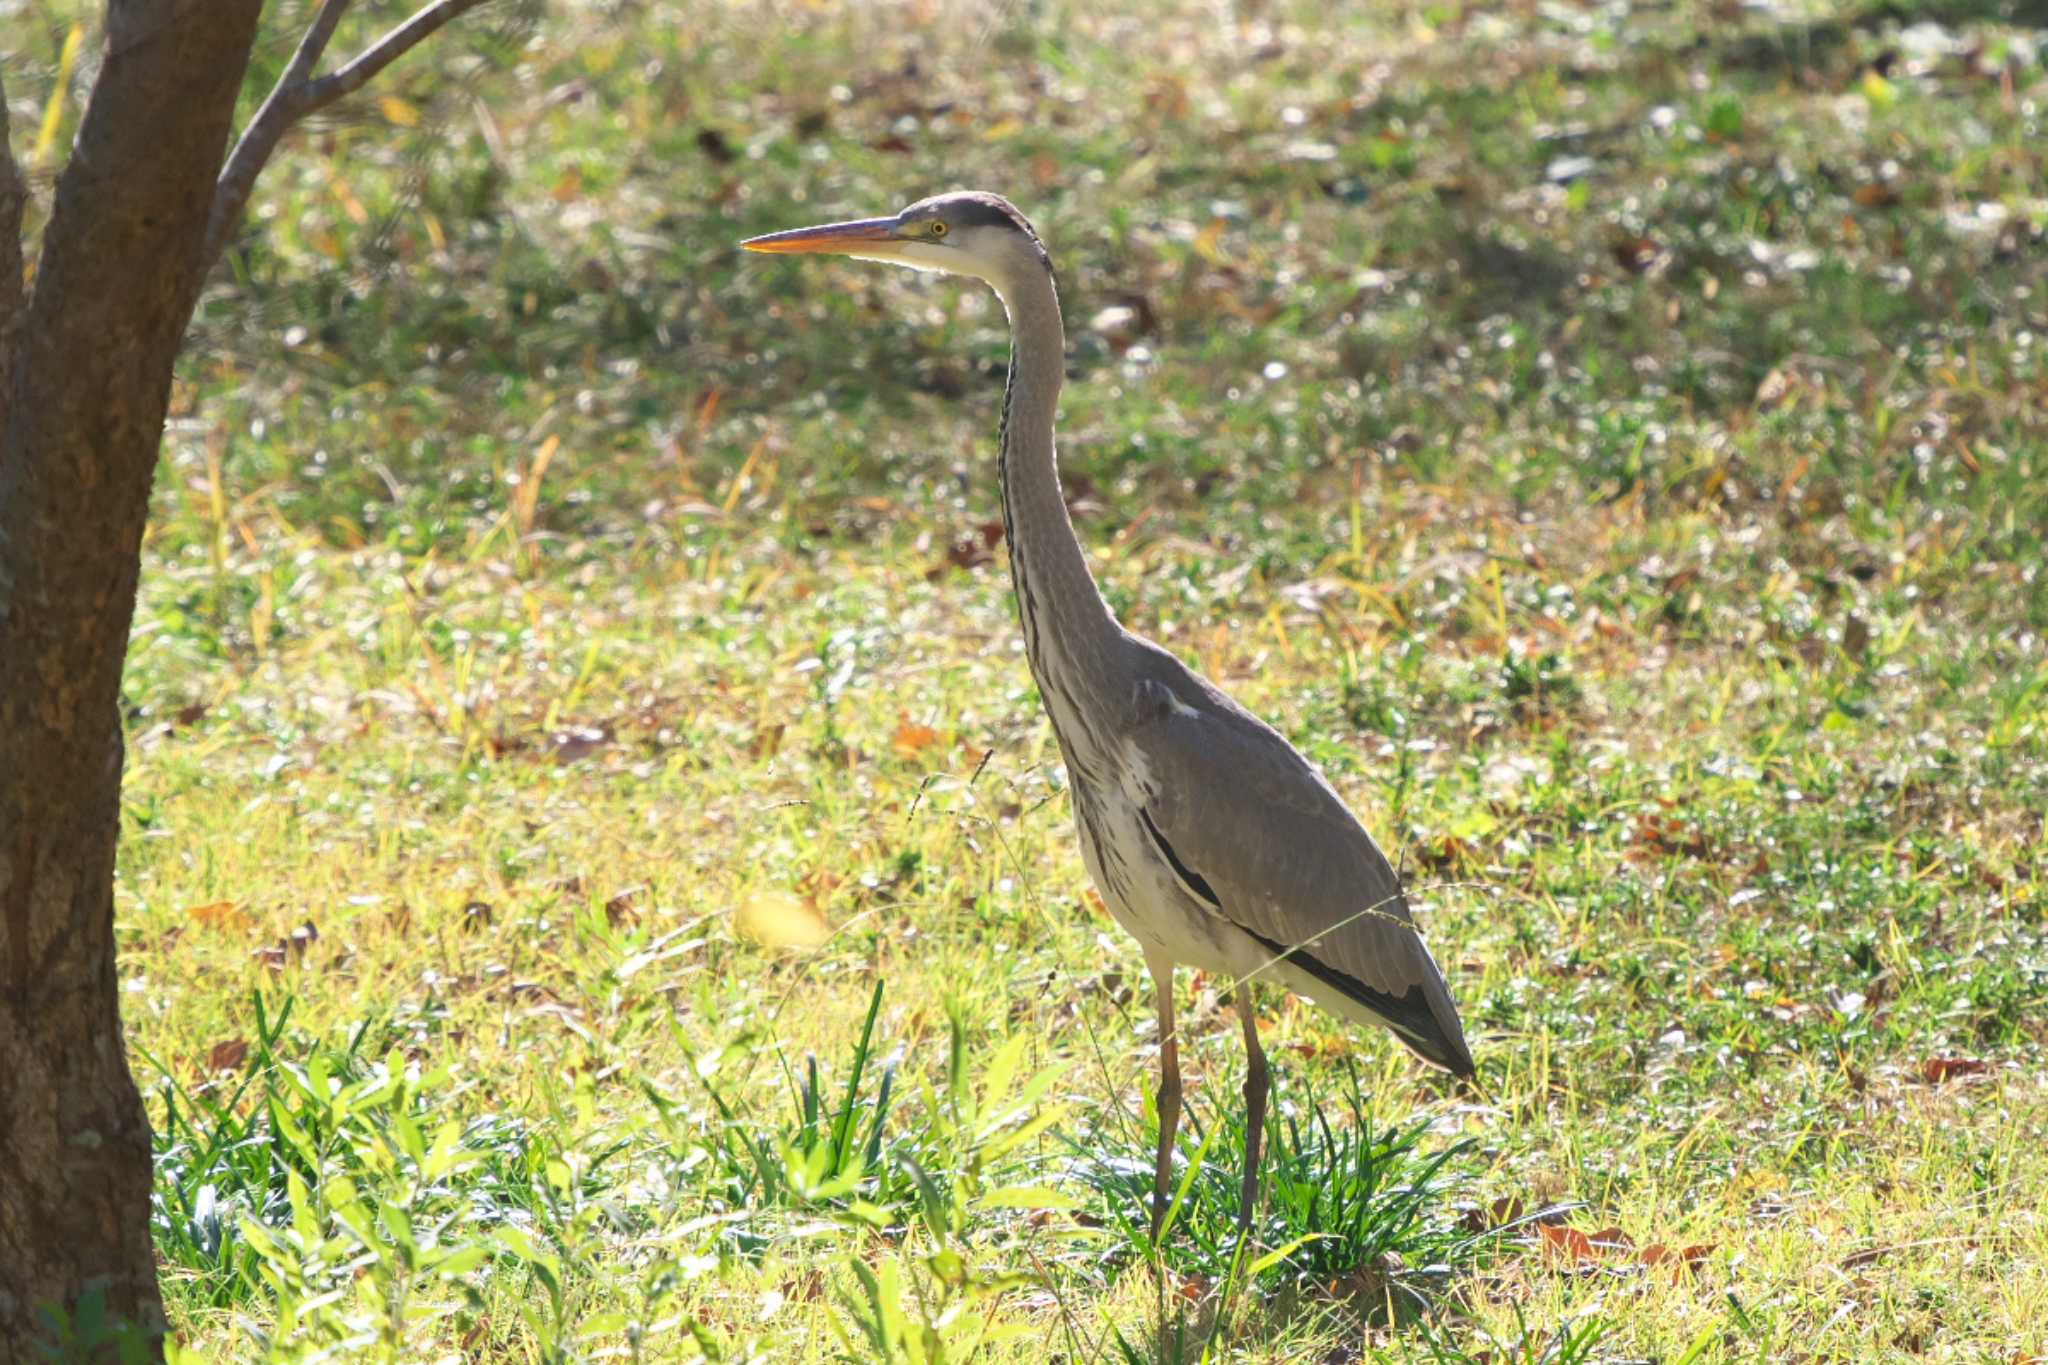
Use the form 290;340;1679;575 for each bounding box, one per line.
743;192;1475;1238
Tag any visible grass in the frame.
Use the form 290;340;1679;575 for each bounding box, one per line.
7;0;2048;1358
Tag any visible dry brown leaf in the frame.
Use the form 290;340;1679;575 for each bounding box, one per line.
604;887;643;928
206;1038;250;1073
1145;73;1190;118
1919;1055;1990;1084
928;525;1002;578
1538;1223;1596;1261
186;900;243;931
892;718;941;756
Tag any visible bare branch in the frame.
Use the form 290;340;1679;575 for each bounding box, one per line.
202;0;491;272
299;0;491;111
203;0;356;268
280;0;358;94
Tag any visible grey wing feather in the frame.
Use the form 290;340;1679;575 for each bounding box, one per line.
1129;659;1475;1076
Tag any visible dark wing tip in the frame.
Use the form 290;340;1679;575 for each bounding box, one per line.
1236;923;1475;1075
1400;1018;1477;1080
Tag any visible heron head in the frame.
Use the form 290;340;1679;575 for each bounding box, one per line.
741;190;1049;290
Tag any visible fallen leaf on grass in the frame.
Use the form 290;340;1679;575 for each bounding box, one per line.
1641;1242;1714;1273
1588;1226;1635;1254
1538;1224;1598;1261
734;891;832;949
1536;1222;1705;1278
1628;812;1712;860
205;1039;249;1073
186;900;244;931
604;887;643;928
892;718;942;756
1920;1056;1990;1084
927;520;1004;579
1458;1195;1548;1233
928;536;990;578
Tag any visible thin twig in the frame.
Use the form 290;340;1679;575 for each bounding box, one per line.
201;0;491;271
282;0;357;93
298;0;490;110
203;0;355;266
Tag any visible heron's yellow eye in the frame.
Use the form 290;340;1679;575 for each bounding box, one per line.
929;221;948;238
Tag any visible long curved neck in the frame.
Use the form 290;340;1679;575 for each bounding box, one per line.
988;264;1122;692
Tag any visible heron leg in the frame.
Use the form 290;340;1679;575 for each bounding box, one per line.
1149;960;1182;1241
1234;983;1270;1235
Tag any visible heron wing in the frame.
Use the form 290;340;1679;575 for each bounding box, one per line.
1127;663;1474;1075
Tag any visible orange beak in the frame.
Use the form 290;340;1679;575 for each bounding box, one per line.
740;216;900;254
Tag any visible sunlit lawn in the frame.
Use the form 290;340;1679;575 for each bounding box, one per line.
11;0;2047;1358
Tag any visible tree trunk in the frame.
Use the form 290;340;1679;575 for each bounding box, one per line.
0;1;265;1356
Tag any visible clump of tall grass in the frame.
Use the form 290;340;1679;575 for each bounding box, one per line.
1073;1062;1472;1309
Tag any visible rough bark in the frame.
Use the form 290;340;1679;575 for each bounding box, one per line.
0;1;266;1356
0;67;28;413
1;1;496;1355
